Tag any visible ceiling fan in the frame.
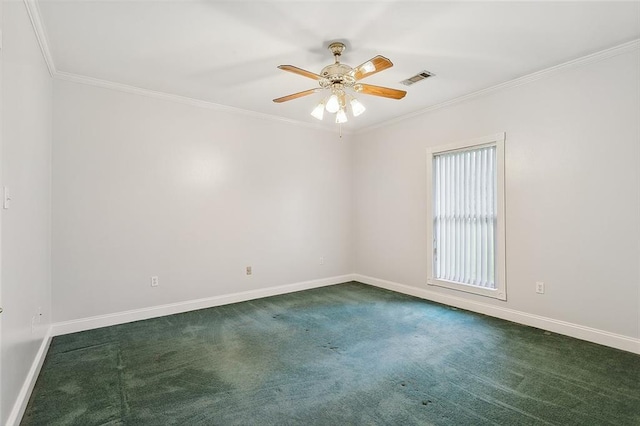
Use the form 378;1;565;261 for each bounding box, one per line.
273;42;407;124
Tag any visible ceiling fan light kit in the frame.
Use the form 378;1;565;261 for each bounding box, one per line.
274;42;407;132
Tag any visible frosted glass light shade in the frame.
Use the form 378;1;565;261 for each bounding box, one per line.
325;95;340;113
310;102;324;120
336;109;348;124
350;98;366;116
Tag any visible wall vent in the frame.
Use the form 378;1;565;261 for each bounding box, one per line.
400;70;434;86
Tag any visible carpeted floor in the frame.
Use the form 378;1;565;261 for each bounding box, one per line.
22;282;640;425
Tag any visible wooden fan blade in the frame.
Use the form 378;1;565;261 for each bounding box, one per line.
357;84;407;100
277;65;323;81
273;88;320;103
352;56;393;81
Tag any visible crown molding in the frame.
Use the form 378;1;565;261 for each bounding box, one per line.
54;72;349;135
23;0;56;77
357;38;640;134
22;0;348;135
22;0;638;136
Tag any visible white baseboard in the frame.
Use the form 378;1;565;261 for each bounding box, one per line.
355;274;640;355
52;274;357;336
51;273;639;354
6;326;53;426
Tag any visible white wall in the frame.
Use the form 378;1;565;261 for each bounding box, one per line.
1;1;53;424
52;80;352;322
51;47;640;346
353;49;640;340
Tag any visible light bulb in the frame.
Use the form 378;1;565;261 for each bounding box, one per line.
350;98;366;117
310;102;324;120
325;94;340;113
336;108;348;124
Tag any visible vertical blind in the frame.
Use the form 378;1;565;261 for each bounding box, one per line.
433;145;497;289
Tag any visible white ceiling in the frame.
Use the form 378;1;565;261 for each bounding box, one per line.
36;1;640;131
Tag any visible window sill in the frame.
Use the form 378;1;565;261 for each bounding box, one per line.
427;278;506;301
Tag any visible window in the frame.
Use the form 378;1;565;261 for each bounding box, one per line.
426;133;506;300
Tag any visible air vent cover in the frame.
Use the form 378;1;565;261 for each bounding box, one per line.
400;70;434;86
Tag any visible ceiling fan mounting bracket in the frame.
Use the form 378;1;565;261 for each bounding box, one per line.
328;42;346;58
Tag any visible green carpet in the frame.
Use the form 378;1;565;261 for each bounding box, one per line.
22;282;640;425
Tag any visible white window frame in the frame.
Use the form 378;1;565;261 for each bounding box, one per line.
426;132;506;300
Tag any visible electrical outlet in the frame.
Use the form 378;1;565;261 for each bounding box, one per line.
536;281;545;294
319;257;324;265
151;276;159;287
246;266;252;276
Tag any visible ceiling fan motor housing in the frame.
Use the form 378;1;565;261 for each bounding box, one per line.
319;42;356;88
320;63;356;87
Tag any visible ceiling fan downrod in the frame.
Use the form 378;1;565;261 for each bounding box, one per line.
328;42;346;63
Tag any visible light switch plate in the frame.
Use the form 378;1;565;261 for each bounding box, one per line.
3;186;10;209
